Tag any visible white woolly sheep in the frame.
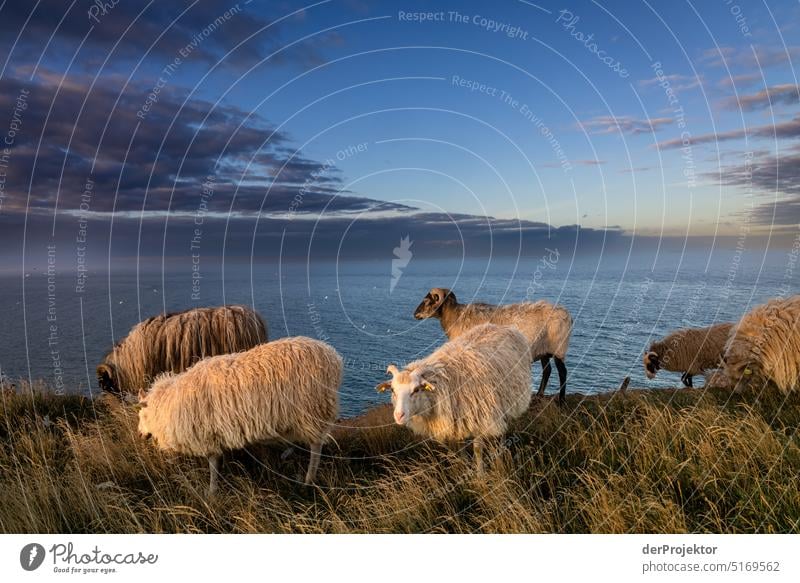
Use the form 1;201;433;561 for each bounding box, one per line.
376;323;532;474
413;288;572;402
138;336;342;495
98;305;267;396
709;295;800;393
643;322;734;387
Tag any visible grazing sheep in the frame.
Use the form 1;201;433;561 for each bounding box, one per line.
97;305;267;396
138;336;342;495
377;323;532;474
413;288;572;402
643;323;733;387
709;295;800;393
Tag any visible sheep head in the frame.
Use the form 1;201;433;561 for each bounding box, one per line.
721;357;762;393
643;351;660;379
413;288;455;320
136;390;153;441
96;362;120;394
376;364;436;426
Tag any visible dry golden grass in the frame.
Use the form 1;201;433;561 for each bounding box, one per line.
1;381;798;533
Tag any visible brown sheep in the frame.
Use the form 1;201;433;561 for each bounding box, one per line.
413;288;572;402
97;305;267;396
643;323;734;387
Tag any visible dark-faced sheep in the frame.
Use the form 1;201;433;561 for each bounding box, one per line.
377;323;532;474
97;305;267;396
413;288;572;402
709;295;800;393
138;336;342;496
643;322;734;387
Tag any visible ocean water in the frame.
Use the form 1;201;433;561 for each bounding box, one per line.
2;248;797;416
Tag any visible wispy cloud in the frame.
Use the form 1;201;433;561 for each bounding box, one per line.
705;151;800;227
655;115;800;149
718;73;761;89
541;159;606;168
699;45;800;69
578;116;674;135
639;74;702;93
721;84;800;111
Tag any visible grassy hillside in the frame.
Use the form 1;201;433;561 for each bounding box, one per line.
1;382;799;533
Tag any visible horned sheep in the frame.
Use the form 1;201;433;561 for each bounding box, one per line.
413;288;572;402
643;322;734;387
709;295;800;393
97;305;267;396
138;336;342;495
377;323;532;474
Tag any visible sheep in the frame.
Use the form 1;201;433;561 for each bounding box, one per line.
413;288;572;402
708;295;800;393
97;305;267;397
138;336;342;496
643;322;734;387
376;323;532;474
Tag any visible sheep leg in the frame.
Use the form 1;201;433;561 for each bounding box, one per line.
473;437;485;476
554;357;567;405
537;356;552;397
681;373;693;388
208;454;222;497
304;440;323;485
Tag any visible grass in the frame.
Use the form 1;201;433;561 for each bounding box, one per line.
1;381;799;533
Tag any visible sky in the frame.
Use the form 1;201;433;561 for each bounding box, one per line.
0;0;799;270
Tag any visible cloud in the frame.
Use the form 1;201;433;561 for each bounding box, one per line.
704;151;800;226
699;45;800;69
578;115;674;135
639;74;702;93
0;70;415;218
2;207;629;272
0;0;337;71
721;84;800;111
718;73;761;89
655;115;800;149
542;159;606;168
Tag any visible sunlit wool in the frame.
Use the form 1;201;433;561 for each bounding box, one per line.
713;295;800;393
139;337;342;490
97;305;267;395
380;324;531;472
413;287;572;400
643;323;734;387
415;288;572;361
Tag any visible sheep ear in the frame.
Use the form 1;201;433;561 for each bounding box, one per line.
376;381;392;393
138;388;148;403
428;288;451;309
417;373;435;391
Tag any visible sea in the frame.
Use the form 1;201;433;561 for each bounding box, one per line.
2;247;797;417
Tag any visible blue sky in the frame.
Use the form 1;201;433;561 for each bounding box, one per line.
1;0;799;267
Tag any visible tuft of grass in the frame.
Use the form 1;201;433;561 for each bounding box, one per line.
1;381;798;533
